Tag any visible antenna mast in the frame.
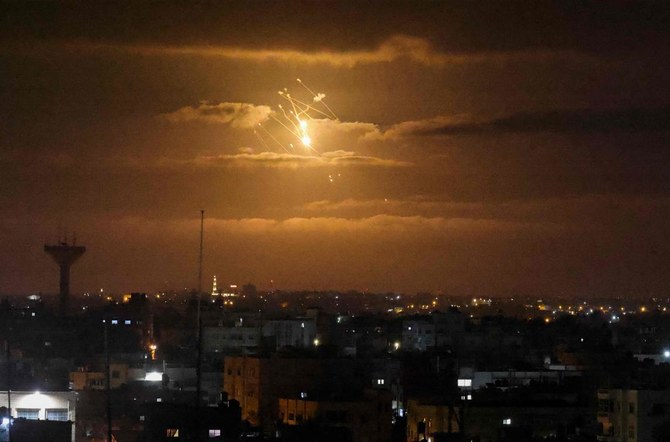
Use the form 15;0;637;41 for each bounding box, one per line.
196;209;204;410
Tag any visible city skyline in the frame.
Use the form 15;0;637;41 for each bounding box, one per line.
2;1;670;296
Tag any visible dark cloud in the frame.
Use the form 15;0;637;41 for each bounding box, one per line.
2;1;669;56
2;37;601;69
418;108;670;136
193;151;410;168
161;102;271;128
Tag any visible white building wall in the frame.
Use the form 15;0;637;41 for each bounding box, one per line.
0;391;76;442
263;319;316;349
203;326;260;352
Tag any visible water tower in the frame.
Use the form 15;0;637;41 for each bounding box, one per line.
44;238;86;316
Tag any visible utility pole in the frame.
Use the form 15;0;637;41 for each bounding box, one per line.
105;319;112;442
6;340;10;425
5;314;11;442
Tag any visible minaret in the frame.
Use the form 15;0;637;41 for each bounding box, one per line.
44;238;86;316
211;275;218;297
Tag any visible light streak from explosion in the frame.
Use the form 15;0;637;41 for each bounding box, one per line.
255;78;337;154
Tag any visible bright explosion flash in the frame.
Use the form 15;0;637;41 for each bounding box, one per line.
298;120;311;148
255;79;338;155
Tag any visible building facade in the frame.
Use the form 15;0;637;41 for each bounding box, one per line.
0;391;76;442
278;389;393;442
402;311;465;352
598;388;670;442
223;354;359;434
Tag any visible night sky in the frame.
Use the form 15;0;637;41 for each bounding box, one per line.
2;1;670;297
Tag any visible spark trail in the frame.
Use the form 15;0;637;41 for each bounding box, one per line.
256;79;338;155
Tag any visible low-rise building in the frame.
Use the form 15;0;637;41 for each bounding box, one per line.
457;367;581;391
597;388;670;442
140;401;241;441
402;311;465;352
0;391;76;442
263;318;317;350
278;388;393;442
406;397;461;441
223;354;358;434
202;325;260;353
69;363;129;390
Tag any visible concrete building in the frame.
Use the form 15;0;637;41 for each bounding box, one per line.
223;354;357;434
69;363;129;390
103;293;154;355
203;316;317;353
139;401;241;441
277;388;393;442
402;311;465;352
406;398;461;441
597;388;670;442
202;325;260;353
463;404;589;442
457;367;581;391
0;391;76;442
223;355;322;431
6;419;73;442
263;318;317;350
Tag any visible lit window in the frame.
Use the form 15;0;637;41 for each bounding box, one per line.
166;428;179;437
502;418;512;425
457;379;472;387
46;408;69;421
125;320;131;325
208;429;221;438
17;409;39;420
376;379;385;385
111;319;118;325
